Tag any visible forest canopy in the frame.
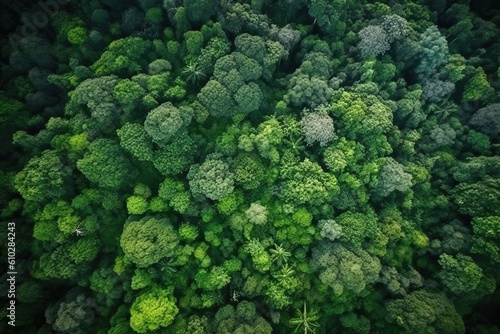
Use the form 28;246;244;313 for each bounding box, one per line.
1;0;500;333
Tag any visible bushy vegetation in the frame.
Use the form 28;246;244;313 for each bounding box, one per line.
1;0;500;332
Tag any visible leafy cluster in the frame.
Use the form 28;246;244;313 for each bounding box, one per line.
2;0;500;333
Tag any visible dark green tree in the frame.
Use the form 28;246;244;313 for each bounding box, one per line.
14;150;71;204
386;290;465;334
77;139;138;189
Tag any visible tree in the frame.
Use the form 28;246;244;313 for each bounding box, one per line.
45;291;98;333
184;31;204;57
116;123;153;162
68;237;100;264
89;267;123;305
451;178;500;217
198;52;264;117
232;153;266;190
90;9;109;29
358;99;393;137
67;27;87;45
441;54;466;83
358;25;390;58
186;315;210;333
393;88;425;129
197;79;236;117
429;124;457;149
130;286;179;333
469;103;500;138
269;243;292;266
14;150;70;204
113;79;146;113
311;241;381;296
318;219;342;241
32;200;79;242
285;73;334;109
121;7;145;35
272;206;316;246
422;79;455;103
471;216;500;262
5;1;500;332
126;195;149;215
184;0;216;24
219;2;270;35
28;66;52;91
144;102;190;145
300;50;333;74
32;245;80;280
386;290;465;334
173;7;191;39
323;137;361;173
120;216;179;268
90;37;152;77
381;14;408;43
438;253;483;294
234;82;263;115
462;67;493;103
261;40;288;80
12;35;55;69
211;301;272;334
371;157;413;199
244;239;272;273
158;178;185;202
307;0;348;35
444;4;498;56
428;220;472;255
289;301;320;334
269;24;301;54
245;203;268;225
451;156;500;184
0;93;25;136
265;283;292;310
235;33;267;63
300;110;335;147
148;59;172;75
153;131;198;176
340;312;371;334
334;211;378;248
134;183;151;198
182;61;207;84
66;76;123;132
195;266;231;291
17;281;43;304
330;89;393;138
252;117;284;162
279;159;339;206
216;52;262;82
145;7;163;25
188;155;234;201
179;223;199;242
77;139;138;189
196;37;231;76
415;25;449;80
378;266;423;297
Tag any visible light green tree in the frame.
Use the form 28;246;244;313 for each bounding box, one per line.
130;286;179;333
289;301;320;334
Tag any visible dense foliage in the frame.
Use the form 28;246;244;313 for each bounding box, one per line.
1;0;500;333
